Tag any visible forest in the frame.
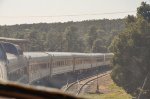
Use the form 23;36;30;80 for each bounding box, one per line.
0;19;125;52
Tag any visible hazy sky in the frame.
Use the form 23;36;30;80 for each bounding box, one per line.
0;0;150;25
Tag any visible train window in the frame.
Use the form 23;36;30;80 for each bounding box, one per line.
47;64;49;68
60;61;62;66
2;43;18;55
69;60;70;65
69;60;71;65
56;61;58;67
53;62;55;66
97;58;103;62
58;61;59;67
54;62;56;66
60;61;61;66
59;61;61;66
52;62;54;66
61;61;64;66
74;60;75;65
105;57;112;61
66;60;67;65
59;61;62;66
62;61;63;65
55;61;57;66
58;61;60;67
40;63;47;69
59;61;60;66
68;60;70;65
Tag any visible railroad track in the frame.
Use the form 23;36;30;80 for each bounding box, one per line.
63;71;111;95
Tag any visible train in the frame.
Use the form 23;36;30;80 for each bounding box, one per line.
0;41;113;84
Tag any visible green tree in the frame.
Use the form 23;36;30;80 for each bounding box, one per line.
27;31;40;51
0;26;10;37
45;31;62;51
64;26;80;52
110;2;150;98
92;39;107;53
87;26;98;52
137;2;150;22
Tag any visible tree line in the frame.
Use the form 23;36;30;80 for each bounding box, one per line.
0;19;124;52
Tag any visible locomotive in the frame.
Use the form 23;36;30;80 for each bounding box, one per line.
0;41;113;84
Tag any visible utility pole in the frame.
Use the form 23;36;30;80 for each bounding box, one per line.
137;72;149;99
96;69;100;93
66;72;69;87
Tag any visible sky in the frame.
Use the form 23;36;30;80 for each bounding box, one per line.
0;0;150;25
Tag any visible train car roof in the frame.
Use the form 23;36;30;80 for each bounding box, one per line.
0;37;28;43
71;53;91;58
24;52;111;58
104;53;114;56
46;52;73;59
24;52;73;60
88;53;104;58
46;52;73;56
24;52;50;58
24;52;51;63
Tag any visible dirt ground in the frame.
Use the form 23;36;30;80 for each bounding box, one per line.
81;73;132;99
83;74;115;94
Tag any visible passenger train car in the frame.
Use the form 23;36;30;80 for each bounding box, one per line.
0;41;114;84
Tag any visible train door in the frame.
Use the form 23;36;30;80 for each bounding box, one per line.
16;46;29;83
17;46;28;67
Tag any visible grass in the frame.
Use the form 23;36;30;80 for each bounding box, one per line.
82;83;132;99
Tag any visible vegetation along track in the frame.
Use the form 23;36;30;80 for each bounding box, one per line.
63;71;111;96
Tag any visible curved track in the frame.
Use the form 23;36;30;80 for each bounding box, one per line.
64;71;111;95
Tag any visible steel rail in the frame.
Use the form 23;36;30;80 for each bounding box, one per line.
76;72;111;95
64;71;111;95
63;70;108;91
